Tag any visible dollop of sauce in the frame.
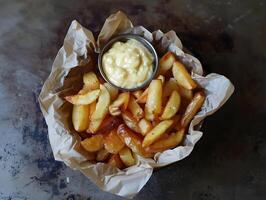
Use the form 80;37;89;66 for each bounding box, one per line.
102;39;154;89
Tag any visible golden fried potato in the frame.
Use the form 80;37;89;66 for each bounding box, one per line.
142;119;173;147
72;104;90;132
88;85;111;133
128;96;144;121
83;72;100;90
122;111;141;133
160;91;181;120
81;135;104;152
108;154;125;169
104;82;119;101
138;118;152;136
157;75;165;84
180;91;205;127
172;60;197;90
145;79;163;121
178;85;193;100
146;128;185;153
104;129;125;154
119;147;135;167
132;90;143;99
89;101;96;118
65;89;100;105
96;148;110;161
95;116;122;135
109;92;130;116
117;124;153;158
158;52;176;75
136;87;148;104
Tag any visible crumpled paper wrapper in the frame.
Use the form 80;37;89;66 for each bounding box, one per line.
39;11;234;198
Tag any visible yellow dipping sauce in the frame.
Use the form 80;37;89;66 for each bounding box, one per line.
102;39;154;89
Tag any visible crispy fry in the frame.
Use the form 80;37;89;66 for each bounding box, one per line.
104;82;119;101
122;111;141;133
138;118;152;136
65;89;100;105
83;72;100;90
95;116;122;135
107;154;124;169
132;90;143;99
157;75;165;84
163;78;179;102
117;124;153;158
72;104;90;132
178;85;193;100
81;135;104;152
96;148;110;161
145;79;163;121
104;129;125;154
180;91;205;127
119;147;135;167
158;52;176;75
146;129;185;153
172;60;197;90
136;87;148;104
128;96;144;121
142;119;173;147
89;101;96;118
109;92;130;116
88;85;111;133
160;91;181;120
76;142;95;161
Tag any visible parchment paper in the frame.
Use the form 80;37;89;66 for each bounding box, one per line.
39;11;234;198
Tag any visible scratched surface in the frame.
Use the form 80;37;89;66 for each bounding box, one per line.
0;0;266;199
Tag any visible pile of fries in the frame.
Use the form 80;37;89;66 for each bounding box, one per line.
65;52;205;169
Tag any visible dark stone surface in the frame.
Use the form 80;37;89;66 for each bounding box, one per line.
0;0;265;199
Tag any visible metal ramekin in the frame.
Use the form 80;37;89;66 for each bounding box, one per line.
98;34;158;91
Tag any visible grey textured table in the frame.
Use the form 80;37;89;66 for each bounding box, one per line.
0;0;265;199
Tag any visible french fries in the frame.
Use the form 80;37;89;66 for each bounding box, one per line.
95;116;122;135
160;91;181;120
122;111;141;133
178;85;193;100
128;96;144;121
142;120;173;147
180;91;205;128
104;129;125;154
109;92;130;116
104;82;118;101
65;89;100;105
157;75;165;84
138;118;152;136
172;60;197;90
88;85;110;133
72;104;90;132
147;129;185;153
108;154;125;169
136;87;148;104
145;80;163;121
96;148;110;161
132;90;143;99
81;135;104;152
117;124;153;158
83;72;100;90
158;52;176;75
119;147;135;167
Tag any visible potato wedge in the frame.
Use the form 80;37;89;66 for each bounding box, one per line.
81;135;104;152
109;92;130;116
172;60;197;90
136;87;148;104
119;147;135;167
83;72;100;90
89;101;96;118
142;119;173;147
157;75;165;84
180;91;205;127
160;91;181;120
95;116;122;135
72;104;90;132
104;82;119;101
104;129;125;154
145;79;163;121
88;85;111;133
96;148;110;161
132;90;143;99
178;85;193;100
138;118;152;136
128;96;144;121
108;154;124;169
65;89;100;105
158;52;176;75
117;124;153;158
122;111;141;133
147;129;185;153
